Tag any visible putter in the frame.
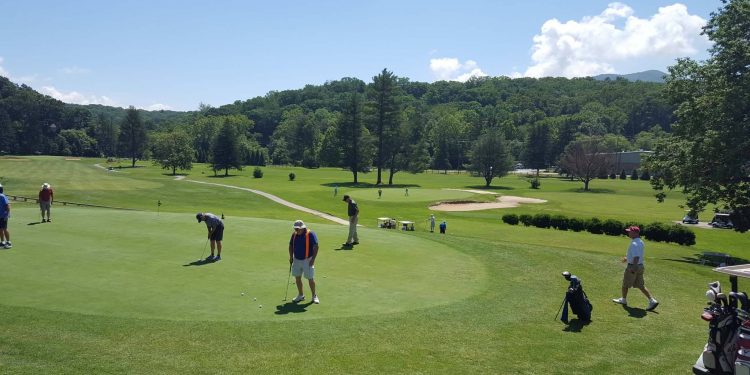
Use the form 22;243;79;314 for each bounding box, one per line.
199;237;210;261
283;262;292;301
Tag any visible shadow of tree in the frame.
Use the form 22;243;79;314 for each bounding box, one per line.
321;182;421;188
464;185;514;191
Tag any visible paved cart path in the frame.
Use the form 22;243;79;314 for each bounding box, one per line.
184;179;350;226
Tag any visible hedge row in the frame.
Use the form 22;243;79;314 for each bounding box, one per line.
501;213;695;246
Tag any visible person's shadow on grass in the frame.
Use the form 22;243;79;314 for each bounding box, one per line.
562;318;591;332
27;221;43;226
274;301;314;315
182;258;214;267
622;305;648;318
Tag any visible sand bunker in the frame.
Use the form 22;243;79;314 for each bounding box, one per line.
430;196;547;211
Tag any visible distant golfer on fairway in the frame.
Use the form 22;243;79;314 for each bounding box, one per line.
38;183;53;222
196;212;224;261
342;194;359;247
612;226;659;311
0;184;10;249
289;220;319;304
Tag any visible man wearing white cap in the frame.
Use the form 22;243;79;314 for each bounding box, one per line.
288;220;320;304
38;183;54;222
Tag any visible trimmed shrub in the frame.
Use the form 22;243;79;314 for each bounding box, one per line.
502;214;519;225
531;213;552;228
568;217;586;232
640;170;651;181
602;219;625;236
253;167;263;178
550;215;569;230
530;178;541;189
668;225;696;246
586;217;604;234
620;170;627;179
631;169;639;180
609;173;617;179
643;222;669;242
519;214;533;226
288;172;296;181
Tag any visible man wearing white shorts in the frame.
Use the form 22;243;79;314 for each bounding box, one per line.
289;220;319;304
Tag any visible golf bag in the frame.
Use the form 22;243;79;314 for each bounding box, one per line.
559;273;592;324
693;282;740;375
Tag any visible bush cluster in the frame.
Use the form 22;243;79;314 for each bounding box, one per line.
500;213;695;246
253;167;263;178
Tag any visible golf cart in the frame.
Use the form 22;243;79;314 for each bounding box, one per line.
683;211;700;224
692;265;750;374
710;213;734;229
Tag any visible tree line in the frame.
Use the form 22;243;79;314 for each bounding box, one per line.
0;71;673;183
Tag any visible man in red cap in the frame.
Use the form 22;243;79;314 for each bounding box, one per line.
612;226;659;311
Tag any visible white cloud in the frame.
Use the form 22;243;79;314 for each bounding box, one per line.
522;2;709;78
430;58;488;82
145;103;173;111
40;86;117;106
0;57;9;78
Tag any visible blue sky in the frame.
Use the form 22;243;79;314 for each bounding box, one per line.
0;1;718;111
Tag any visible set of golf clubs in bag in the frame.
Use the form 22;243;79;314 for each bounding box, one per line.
555;271;593;324
693;281;750;375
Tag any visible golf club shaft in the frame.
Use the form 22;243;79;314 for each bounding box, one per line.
284;262;292;300
554;296;566;321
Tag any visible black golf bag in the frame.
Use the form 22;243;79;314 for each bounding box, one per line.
559;273;592;323
692;281;742;375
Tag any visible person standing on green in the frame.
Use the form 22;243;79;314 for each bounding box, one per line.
289;220;320;304
342;195;359;246
196;212;224;261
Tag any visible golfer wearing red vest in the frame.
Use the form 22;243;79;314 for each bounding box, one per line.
289;220;320;304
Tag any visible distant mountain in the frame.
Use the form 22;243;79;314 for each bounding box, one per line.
593;70;667;83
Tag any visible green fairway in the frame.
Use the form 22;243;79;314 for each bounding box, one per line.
2;156;750;374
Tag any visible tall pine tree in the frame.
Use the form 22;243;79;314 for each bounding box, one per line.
117;106;147;167
211;120;243;176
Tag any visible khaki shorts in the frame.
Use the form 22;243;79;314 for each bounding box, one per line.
292;257;315;280
622;264;645;288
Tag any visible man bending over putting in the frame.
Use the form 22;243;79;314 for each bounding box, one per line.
196;212;224;261
289;220;319;304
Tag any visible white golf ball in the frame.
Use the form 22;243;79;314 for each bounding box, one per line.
241;293;245;296
253;297;256;301
259;305;262;308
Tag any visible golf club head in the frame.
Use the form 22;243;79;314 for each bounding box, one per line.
706;289;717;303
709;281;721;295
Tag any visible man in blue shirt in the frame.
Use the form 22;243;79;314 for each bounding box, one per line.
196;212;224;261
0;184;11;249
288;220;319;304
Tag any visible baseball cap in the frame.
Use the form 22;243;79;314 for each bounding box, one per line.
342;194;350;201
196;213;203;222
293;220;306;229
625;225;640;233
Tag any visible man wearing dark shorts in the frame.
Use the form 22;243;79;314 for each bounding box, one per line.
196;212;224;261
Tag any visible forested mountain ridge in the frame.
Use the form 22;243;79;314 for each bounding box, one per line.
0;72;672;178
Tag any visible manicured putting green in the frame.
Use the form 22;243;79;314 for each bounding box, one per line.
340;188;477;202
0;206;486;321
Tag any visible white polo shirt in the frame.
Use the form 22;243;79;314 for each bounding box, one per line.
626;237;645;265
